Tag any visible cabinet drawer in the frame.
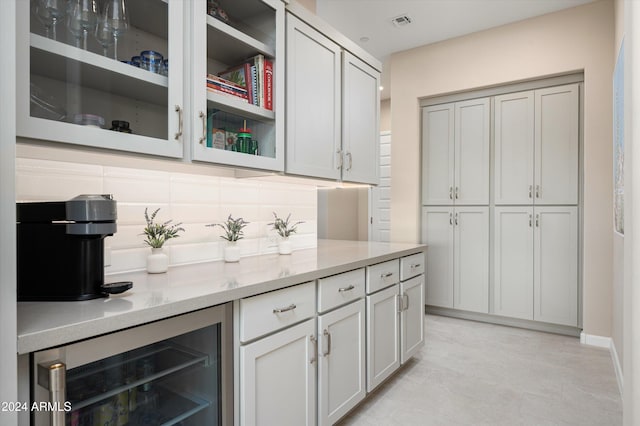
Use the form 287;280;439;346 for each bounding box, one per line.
239;281;316;342
400;253;425;281
366;259;400;294
318;269;365;313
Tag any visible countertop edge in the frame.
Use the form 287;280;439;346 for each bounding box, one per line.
17;241;426;354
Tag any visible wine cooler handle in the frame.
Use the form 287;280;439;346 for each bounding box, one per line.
38;360;66;426
199;111;207;144
174;105;183;140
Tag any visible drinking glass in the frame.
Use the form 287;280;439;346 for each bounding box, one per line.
68;0;99;50
95;16;113;57
103;0;129;60
34;0;66;41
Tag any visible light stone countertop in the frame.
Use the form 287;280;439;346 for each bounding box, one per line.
17;239;426;354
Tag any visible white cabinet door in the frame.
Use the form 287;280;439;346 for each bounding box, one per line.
493;206;534;320
318;300;366;426
453;206;489;313
342;52;380;184
534;206;578;326
366;284;400;392
455;98;490;205
494;91;535;205
422;104;454;205
535;84;579;205
400;275;425;364
422;207;454;308
286;14;342;180
240;318;316;426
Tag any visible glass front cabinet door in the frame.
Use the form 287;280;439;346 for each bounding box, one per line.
17;0;185;158
190;0;284;172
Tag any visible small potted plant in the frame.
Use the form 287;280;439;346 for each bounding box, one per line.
269;212;304;255
142;207;184;273
209;214;249;262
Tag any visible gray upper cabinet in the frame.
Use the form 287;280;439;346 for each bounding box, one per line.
285;9;381;184
422;98;490;205
285;14;342;180
341;52;380;184
494;84;579;205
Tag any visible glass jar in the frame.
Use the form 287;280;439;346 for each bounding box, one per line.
140;50;164;74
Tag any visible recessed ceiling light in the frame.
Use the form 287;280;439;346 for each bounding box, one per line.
360;36;370;43
391;14;412;27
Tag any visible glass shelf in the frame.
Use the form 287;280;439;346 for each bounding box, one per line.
67;343;209;411
31;34;168;107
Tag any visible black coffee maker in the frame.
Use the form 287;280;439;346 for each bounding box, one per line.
17;194;132;301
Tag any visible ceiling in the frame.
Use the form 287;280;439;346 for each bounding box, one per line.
315;0;596;99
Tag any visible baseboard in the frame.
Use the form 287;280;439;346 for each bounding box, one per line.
610;340;624;397
579;331;611;348
580;332;624;397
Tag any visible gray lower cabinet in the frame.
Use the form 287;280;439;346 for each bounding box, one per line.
494;206;578;326
236;252;425;425
422;206;489;313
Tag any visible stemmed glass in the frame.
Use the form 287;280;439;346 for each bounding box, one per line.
34;0;66;41
103;0;129;60
68;0;99;50
95;16;114;57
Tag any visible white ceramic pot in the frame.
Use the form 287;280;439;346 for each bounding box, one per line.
147;247;169;273
278;238;292;255
224;242;241;262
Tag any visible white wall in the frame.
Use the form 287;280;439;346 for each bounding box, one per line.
390;0;614;338
0;0;17;423
15;157;318;273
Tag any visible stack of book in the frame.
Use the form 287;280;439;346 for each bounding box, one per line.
216;54;273;110
206;74;249;103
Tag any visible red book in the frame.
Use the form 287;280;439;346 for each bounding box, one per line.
264;59;273;111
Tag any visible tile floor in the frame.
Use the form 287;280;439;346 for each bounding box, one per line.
339;314;622;426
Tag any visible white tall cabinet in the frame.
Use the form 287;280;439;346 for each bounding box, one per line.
423;81;581;331
493;83;579;328
422;98;490;314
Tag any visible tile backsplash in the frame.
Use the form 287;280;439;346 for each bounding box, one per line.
16;158;318;274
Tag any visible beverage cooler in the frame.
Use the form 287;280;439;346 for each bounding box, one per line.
31;304;232;426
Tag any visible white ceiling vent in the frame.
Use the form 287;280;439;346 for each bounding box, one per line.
391;14;412;28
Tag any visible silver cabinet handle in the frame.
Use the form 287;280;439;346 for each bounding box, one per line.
174;105;183;140
535;214;540;227
198;111;207;144
310;335;317;364
529;185;533;198
529;214;532;227
449;186;453;200
455;186;459;199
322;329;331;356
336;149;343;170
38;361;66;426
380;272;394;278
536;185;541;198
273;303;296;314
346;152;353;171
402;294;409;311
338;285;355;292
411;263;422;269
454;212;459;226
449;212;453;225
